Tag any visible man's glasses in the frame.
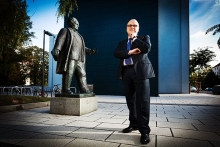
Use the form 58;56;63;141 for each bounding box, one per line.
127;24;138;27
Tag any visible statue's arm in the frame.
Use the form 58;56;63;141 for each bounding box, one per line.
85;47;98;54
51;28;68;61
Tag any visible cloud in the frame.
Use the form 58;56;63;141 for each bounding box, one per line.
190;30;210;38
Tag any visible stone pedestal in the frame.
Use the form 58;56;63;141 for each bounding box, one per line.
50;94;97;116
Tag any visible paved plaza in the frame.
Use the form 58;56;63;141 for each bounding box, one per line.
0;93;220;147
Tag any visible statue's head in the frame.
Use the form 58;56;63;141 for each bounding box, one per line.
67;17;79;31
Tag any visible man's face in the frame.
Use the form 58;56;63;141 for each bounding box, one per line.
126;19;139;37
70;18;79;30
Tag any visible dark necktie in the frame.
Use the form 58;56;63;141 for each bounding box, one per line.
125;38;133;65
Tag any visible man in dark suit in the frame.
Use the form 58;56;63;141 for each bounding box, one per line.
114;19;155;144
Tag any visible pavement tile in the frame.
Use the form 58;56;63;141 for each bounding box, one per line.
167;117;203;124
193;124;220;133
41;118;74;125
106;131;155;146
211;141;220;147
172;128;220;141
18;116;51;123
0;120;28;129
0;127;13;134
72;116;101;122
89;113;115;118
150;127;172;136
13;122;51;132
95;117;126;124
95;122;129;131
157;135;212;147
17;133;75;147
35;125;79;136
65;138;120;147
111;115;129;119
157;121;196;130
67;128;113;141
157;113;185;119
65;120;101;128
199;119;220;125
0;130;40;144
150;116;168;122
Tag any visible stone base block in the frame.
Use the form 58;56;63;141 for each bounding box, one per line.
50;96;97;116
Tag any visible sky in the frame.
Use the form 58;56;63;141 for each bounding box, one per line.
26;0;220;67
26;0;64;51
190;0;220;66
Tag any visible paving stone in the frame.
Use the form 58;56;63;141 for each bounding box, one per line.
211;141;220;147
89;113;115;118
17;133;74;147
193;124;220;133
65;120;101;128
18;116;51;123
0;120;28;129
35;125;79;136
67;128;113;141
111;115;129;119
167;117;203;124
95;117;125;124
157;113;185;119
150;116;168;122
42;119;74;125
95;122;128;131
0;127;13;134
47;114;77;120
65;138;120;147
13;122;50;131
199;119;220;125
150;127;172;136
72;116;101;122
157;135;213;147
0;130;40;144
172;128;220;141
157;121;196;130
106;131;155;146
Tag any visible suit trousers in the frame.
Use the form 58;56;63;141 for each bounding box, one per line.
122;66;151;135
62;59;89;93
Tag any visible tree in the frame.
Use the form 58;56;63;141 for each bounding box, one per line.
56;0;78;22
0;0;34;86
203;70;220;88
18;46;49;86
206;23;220;48
190;47;216;85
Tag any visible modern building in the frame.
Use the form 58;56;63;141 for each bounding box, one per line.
48;0;189;96
212;63;220;77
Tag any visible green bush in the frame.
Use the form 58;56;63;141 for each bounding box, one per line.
0;95;50;106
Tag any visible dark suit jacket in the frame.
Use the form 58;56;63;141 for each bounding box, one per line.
51;28;86;74
114;35;155;79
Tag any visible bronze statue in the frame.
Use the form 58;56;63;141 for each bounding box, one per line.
51;17;97;94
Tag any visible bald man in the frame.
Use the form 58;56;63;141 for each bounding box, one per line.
114;19;155;144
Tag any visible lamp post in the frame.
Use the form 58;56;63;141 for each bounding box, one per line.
42;30;54;96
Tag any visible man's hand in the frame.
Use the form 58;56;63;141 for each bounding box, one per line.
51;49;59;61
129;48;141;55
54;49;59;55
86;48;98;54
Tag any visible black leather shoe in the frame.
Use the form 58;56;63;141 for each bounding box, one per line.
122;126;138;133
140;134;150;144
